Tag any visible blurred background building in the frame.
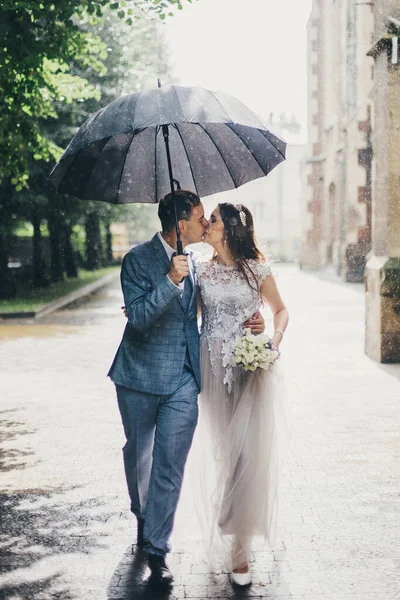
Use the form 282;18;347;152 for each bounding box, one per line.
250;115;306;263
365;0;400;362
301;0;400;362
198;114;306;263
301;0;374;282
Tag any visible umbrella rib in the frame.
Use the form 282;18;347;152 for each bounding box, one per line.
259;129;286;161
80;137;112;200
175;124;199;195
198;124;237;188
207;90;234;124
209;89;268;131
55;151;80;192
116;132;136;204
227;125;269;175
171;85;186;123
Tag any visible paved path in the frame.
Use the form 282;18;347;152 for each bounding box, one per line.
0;267;399;600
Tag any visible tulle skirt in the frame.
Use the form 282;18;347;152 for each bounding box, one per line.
188;336;292;570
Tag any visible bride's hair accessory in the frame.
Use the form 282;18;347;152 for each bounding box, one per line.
236;205;247;227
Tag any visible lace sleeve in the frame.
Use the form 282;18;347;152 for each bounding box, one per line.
193;258;210;280
253;261;271;288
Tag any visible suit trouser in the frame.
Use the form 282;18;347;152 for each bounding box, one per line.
115;366;199;556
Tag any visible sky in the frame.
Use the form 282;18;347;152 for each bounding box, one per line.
164;0;312;142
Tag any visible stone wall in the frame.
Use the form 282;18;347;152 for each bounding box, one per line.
301;0;374;281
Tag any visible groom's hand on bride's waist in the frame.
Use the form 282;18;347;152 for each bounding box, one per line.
168;255;189;285
244;310;265;334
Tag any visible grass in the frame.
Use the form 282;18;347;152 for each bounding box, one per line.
0;266;119;313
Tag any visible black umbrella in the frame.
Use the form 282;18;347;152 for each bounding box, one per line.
50;83;286;254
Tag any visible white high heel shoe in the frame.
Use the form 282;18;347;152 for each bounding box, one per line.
230;567;252;587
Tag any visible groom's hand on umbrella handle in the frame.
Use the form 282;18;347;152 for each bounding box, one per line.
244;310;265;334
121;257;188;317
169;255;189;285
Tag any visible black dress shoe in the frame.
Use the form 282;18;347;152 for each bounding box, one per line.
147;554;173;584
137;518;145;548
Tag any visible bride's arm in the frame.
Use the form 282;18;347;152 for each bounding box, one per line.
260;274;289;350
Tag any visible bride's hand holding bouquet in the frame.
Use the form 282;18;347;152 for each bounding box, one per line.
233;328;279;373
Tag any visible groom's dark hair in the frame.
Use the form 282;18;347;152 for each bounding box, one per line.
158;190;200;233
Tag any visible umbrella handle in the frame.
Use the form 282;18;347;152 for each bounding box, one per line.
162;125;183;255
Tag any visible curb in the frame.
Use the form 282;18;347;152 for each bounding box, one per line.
0;271;120;320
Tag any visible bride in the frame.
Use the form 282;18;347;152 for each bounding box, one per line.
193;202;291;586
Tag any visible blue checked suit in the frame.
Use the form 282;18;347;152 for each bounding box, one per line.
108;233;200;393
108;233;200;557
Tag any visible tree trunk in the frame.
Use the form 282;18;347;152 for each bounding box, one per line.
105;222;113;266
85;212;102;271
48;212;64;282
0;182;17;299
0;234;16;299
32;210;49;288
63;225;78;278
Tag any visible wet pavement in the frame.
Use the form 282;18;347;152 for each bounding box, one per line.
0;266;399;600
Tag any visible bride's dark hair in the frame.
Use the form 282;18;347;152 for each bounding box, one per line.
214;203;265;296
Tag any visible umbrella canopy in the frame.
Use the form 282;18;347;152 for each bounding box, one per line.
49;84;286;204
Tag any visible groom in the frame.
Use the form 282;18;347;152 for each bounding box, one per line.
108;190;264;584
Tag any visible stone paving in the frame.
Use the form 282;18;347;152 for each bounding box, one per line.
0;266;399;600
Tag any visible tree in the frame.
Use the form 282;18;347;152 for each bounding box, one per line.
0;184;19;298
45;4;173;271
63;5;172;269
0;0;192;189
0;0;188;296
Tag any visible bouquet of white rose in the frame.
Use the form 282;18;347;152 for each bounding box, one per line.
233;328;279;372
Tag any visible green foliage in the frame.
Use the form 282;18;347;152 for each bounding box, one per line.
0;0;192;188
0;266;119;313
0;0;189;297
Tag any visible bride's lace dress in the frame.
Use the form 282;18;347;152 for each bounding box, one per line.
192;259;291;570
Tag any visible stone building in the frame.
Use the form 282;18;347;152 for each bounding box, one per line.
302;0;400;362
301;0;374;282
249;140;307;263
365;0;400;362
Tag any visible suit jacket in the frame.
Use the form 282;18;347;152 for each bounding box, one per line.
108;234;200;395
